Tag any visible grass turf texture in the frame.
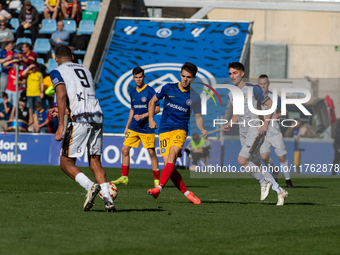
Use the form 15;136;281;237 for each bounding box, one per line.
0;164;339;255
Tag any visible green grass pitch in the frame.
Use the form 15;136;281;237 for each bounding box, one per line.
0;164;339;255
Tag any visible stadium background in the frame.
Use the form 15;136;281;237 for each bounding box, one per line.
1;0;339;175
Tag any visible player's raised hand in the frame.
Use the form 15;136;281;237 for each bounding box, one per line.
48;107;59;117
55;126;64;141
149;120;157;129
201;129;208;139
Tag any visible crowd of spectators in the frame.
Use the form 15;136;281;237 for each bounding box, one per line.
0;0;94;134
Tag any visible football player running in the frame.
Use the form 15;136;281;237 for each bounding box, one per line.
223;62;288;205
147;62;208;204
49;45;117;212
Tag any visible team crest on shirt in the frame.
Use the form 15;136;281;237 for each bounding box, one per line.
161;148;166;153
141;97;147;102
186;99;192;106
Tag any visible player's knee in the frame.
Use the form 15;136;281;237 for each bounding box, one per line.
261;155;269;163
237;156;248;167
277;155;286;163
121;146;130;156
148;148;156;158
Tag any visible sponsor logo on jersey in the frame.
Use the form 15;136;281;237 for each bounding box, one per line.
134;105;147;109
161;148;166;153
52;78;59;84
186;99;192;106
166;102;188;112
141;97;147;102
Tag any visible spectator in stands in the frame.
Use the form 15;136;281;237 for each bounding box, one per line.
49;21;70;51
0;42;14;94
17;1;40;44
43;75;54;110
44;0;60;20
0;3;12;21
19;43;37;69
34;101;48;133
0;21;14;49
3;58;26;106
61;0;78;20
8;95;33;132
284;118;317;138
185;133;211;170
22;63;43;113
0;92;12;131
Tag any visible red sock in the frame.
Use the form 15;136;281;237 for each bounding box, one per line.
170;169;188;194
159;163;175;188
152;169;160;180
122;165;129;177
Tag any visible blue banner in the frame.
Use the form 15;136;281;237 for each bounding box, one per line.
0;134;335;175
97;18;251;134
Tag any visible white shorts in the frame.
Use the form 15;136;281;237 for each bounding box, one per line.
239;128;261;163
260;133;287;156
61;122;103;158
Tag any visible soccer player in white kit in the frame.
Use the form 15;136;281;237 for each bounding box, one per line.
49;46;117;212
258;74;294;188
223;62;288;205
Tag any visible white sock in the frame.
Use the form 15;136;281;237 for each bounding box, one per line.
281;161;290;180
247;161;267;186
157;185;163;192
75;173;93;191
100;183;113;203
262;170;280;191
184;190;190;197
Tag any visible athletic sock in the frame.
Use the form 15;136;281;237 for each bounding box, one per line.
247;161;267;186
170;169;188;194
159;163;175;188
281;160;290;180
75;172;93;191
122;165;129;177
184;190;190;197
152;168;160;180
262;170;280;191
100;183;113;203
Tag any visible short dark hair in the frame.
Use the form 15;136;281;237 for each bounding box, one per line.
55;45;72;58
228;62;244;72
181;62;197;77
192;133;200;141
132;66;144;76
23;43;33;50
259;74;269;79
5;41;13;47
35;101;43;108
2;92;8;98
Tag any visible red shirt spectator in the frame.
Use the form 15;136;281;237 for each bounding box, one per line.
21;43;37;68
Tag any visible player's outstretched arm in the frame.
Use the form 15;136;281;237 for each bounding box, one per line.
194;113;208;139
148;95;159;129
55;84;67;141
125;108;134;135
